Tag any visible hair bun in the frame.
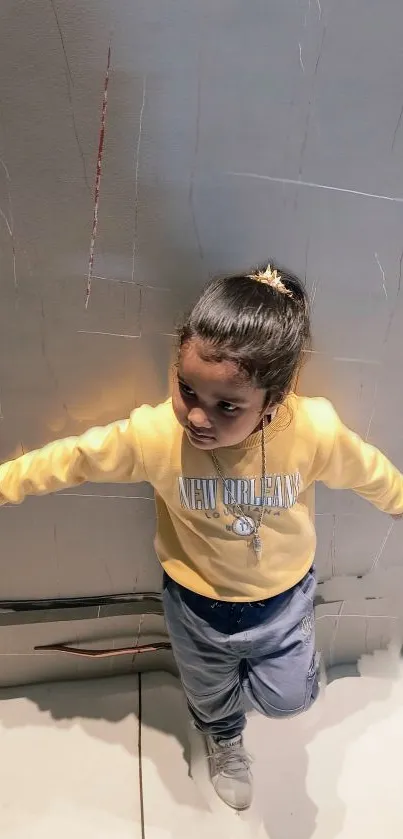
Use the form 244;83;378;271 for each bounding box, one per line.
248;264;293;297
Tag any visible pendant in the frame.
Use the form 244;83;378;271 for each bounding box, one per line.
252;534;263;561
232;516;256;537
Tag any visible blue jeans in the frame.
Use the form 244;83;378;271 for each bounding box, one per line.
162;568;318;740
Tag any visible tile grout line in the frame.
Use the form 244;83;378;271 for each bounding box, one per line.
138;671;146;839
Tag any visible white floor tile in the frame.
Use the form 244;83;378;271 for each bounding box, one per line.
0;676;143;839
245;665;403;838
2;665;403;838
140;666;403;839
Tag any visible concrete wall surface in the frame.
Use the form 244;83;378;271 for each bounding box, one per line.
1;0;403;684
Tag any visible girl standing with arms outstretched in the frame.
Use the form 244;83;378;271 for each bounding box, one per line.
0;265;402;810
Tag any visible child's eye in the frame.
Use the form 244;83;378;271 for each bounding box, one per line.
218;402;238;414
178;381;195;398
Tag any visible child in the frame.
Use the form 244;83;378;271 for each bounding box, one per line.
0;265;402;811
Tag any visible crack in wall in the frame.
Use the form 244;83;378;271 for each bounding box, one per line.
49;0;90;192
0;158;17;293
131;76;147;286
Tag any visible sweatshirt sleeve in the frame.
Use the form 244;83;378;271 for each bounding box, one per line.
312;399;403;514
0;411;149;506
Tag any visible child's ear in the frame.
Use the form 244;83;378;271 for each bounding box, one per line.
263;403;278;421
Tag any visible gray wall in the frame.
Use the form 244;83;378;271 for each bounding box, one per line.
1;0;403;685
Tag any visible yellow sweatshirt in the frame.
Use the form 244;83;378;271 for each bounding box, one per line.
0;394;402;601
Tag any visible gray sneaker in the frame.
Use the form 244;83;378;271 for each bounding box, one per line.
206;734;253;810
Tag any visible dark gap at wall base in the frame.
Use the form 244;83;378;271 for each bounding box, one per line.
0;592;165;626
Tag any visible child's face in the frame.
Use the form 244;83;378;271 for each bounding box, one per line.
172;339;275;449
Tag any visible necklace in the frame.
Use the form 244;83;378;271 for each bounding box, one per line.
210;418;267;561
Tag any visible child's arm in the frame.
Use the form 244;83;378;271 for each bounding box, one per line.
312;400;403;515
0;413;147;506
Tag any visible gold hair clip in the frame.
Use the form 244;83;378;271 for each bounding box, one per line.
248;264;293;297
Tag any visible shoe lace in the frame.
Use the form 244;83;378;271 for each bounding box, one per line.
209;740;252;778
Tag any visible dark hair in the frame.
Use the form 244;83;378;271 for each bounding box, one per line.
178;265;311;405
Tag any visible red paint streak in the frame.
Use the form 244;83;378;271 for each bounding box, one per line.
85;45;111;309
